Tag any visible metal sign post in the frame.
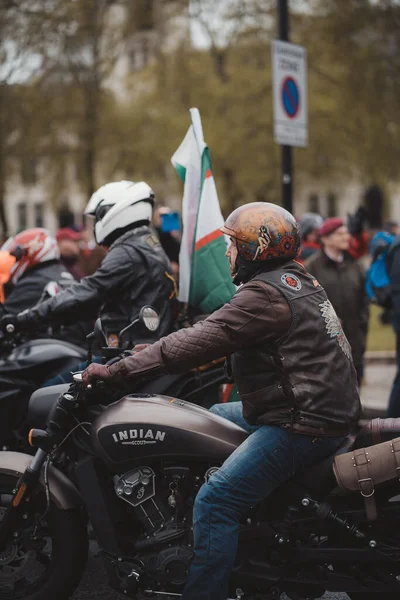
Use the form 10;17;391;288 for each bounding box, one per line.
273;1;308;213
278;0;292;214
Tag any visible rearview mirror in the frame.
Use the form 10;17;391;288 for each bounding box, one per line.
139;306;160;332
117;305;160;348
93;318;107;347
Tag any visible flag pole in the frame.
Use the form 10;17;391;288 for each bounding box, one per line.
189;108;206;156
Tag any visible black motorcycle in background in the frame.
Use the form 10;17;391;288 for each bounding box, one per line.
27;310;230;434
0;322;87;448
0;357;399;599
0;279;90;447
0;306;229;451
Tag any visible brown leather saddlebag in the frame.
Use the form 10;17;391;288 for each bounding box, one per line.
333;437;400;520
354;418;400;449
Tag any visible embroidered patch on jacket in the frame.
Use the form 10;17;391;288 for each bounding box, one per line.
281;273;302;291
319;300;351;359
312;278;320;287
145;233;159;249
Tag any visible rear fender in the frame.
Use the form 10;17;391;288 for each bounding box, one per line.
0;451;82;510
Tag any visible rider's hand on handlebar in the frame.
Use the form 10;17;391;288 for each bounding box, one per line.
1;314;18;331
132;343;150;353
82;363;113;387
1;311;36;332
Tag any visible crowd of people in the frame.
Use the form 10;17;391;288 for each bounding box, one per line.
298;208;400;417
0;190;399;413
0;185;399;600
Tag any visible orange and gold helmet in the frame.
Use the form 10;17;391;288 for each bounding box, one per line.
221;202;300;263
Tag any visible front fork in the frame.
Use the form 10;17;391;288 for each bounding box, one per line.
0;448;48;551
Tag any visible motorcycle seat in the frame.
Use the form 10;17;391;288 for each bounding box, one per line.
292;422;400;497
27;384;69;428
291;435;356;496
354;418;400;449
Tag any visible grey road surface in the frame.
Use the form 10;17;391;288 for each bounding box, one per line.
71;552;350;600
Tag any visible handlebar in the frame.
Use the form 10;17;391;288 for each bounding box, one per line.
28;373;92;449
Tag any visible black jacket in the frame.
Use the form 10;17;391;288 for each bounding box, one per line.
388;236;400;326
19;227;176;346
4;260;75;315
4;260;95;347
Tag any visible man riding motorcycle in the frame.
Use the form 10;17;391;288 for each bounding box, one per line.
0;228;91;347
2;181;176;352
83;201;361;600
1;228;75;315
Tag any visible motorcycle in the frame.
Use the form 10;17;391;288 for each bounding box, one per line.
0;278;93;447
0;370;399;599
0;308;229;451
27;309;230;433
0;323;87;448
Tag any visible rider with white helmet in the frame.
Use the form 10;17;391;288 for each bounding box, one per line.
3;181;176;347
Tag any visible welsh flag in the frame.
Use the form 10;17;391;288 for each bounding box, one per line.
171;108;235;313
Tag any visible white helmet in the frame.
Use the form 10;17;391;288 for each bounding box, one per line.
84;181;155;246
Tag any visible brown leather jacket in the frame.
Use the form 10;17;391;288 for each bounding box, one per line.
109;260;361;435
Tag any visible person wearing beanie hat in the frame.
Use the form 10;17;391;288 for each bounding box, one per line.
297;212;323;262
318;217;344;238
297;208;369;264
56;227;84;280
305;218;369;383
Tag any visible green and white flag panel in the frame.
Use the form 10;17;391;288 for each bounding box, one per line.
171;108;235;313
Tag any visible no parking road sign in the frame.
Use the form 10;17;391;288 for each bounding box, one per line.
272;40;308;148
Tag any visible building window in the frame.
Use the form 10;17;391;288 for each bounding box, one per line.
17;203;27;231
130;35;152;71
21;158;37;185
327;193;337;217
308;194;319;213
34;203;44;228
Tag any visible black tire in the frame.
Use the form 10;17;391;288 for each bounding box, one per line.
0;474;88;600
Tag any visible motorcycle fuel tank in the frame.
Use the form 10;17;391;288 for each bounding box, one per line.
91;394;248;472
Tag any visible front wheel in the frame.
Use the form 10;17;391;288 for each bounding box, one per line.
0;473;88;600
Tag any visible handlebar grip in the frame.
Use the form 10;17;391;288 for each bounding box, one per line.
46;392;77;435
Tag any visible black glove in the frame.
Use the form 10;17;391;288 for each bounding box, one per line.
1;311;36;332
1;314;19;332
348;206;368;236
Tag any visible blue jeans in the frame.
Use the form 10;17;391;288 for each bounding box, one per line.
43;356;102;387
388;325;400;417
181;402;345;600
